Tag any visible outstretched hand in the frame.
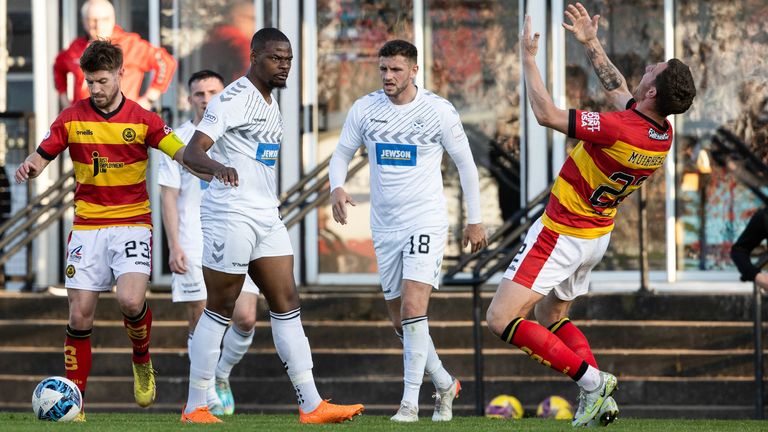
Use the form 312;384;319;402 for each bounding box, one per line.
521;15;540;59
563;2;600;44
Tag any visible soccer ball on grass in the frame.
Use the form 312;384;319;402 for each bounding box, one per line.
536;395;573;420
32;376;82;422
485;394;524;419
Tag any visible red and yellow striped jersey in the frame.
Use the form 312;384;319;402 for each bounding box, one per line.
543;100;672;239
37;97;185;229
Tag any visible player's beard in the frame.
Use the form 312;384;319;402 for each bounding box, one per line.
92;88;120;110
269;78;287;89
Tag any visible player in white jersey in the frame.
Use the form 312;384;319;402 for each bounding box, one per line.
179;28;364;424
329;39;487;422
158;70;261;416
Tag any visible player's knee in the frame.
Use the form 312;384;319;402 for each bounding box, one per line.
233;314;256;331
117;298;145;317
486;305;506;337
68;311;94;329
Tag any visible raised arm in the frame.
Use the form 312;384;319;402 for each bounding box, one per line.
521;15;569;134
563;2;632;110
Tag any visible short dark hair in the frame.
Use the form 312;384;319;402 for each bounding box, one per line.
378;40;417;63
80;40;123;73
654;58;696;116
187;70;224;90
250;27;289;53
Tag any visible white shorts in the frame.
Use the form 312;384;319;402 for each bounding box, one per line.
171;263;260;303
503;218;610;301
373;225;448;301
201;207;293;274
65;226;152;291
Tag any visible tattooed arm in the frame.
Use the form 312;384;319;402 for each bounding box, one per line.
563;3;632;110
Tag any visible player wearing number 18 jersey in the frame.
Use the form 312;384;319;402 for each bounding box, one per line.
330;40;487;422
486;6;695;428
14;40;188;419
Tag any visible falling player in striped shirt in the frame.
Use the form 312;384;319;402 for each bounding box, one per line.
15;40;188;421
486;4;695;428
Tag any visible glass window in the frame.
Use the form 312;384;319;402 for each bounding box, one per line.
564;0;665;271
425;0;520;263
316;0;414;274
675;0;768;270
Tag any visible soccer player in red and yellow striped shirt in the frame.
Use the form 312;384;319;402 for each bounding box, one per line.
15;40;186;419
486;4;696;427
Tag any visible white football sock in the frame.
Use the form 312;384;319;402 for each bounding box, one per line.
216;325;254;379
577;365;602;392
396;328;453;391
206;381;221;407
187;332;193;359
401;316;430;406
185;309;229;413
270;308;322;413
425;335;453;390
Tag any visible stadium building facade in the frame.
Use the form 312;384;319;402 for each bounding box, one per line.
1;0;765;290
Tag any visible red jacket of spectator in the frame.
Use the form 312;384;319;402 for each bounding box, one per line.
53;26;177;104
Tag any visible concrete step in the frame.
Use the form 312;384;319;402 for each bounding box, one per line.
0;374;763;418
0;319;761;350
1;347;763;378
1;290;765;321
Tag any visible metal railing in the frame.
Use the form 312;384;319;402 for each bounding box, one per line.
281;150;368;229
442;188;550;415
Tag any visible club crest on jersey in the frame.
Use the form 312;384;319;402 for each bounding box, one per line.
66;264;76;278
412;117;425;132
91;151;125;177
68;245;83;263
580;111;600;132
122;127;136;142
376;143;417;166
255;143;280;167
648;128;669;141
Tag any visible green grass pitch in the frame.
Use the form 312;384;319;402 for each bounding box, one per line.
2;413;767;432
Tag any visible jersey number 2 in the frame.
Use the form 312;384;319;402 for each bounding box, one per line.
589;172;648;209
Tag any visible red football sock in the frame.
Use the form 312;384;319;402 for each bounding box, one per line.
500;317;588;380
549;318;598;368
123;302;152;364
64;326;92;395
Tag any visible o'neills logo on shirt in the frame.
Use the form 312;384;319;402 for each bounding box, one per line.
648;128;669;141
92;151;125;176
376;143;417;166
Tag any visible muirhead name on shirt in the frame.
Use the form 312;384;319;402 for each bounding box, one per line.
627;151;666;167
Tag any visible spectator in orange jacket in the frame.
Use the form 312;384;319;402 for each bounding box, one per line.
53;0;176;109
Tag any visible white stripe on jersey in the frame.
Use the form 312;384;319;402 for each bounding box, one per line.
338;87;470;231
196;76;284;213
